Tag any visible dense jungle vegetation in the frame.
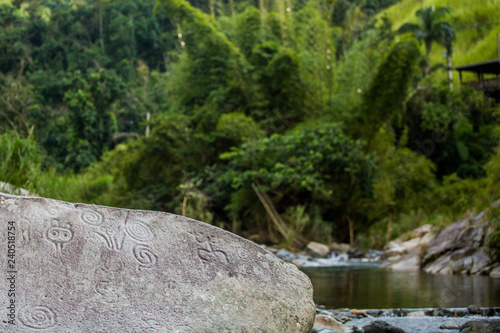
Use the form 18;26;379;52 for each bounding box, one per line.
1;0;500;250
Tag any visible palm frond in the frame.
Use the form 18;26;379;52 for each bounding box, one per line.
397;23;422;35
432;6;452;21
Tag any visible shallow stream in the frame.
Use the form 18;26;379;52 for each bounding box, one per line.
302;264;500;309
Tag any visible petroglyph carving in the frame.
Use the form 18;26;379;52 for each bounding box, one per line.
45;220;73;252
93;226;125;251
101;255;124;273
18;306;57;329
95;281;119;303
133;244;158;271
125;220;155;243
189;230;230;265
80;209;104;226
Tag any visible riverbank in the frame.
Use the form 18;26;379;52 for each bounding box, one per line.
313;306;500;333
261;204;500;278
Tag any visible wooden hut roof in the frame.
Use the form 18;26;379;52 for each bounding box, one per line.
455;59;500;74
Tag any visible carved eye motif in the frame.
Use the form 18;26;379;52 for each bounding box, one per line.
47;227;73;243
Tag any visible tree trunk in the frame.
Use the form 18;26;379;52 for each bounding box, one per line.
447;56;453;90
182;196;188;216
347;216;354;247
229;0;235;15
99;0;104;52
385;213;392;245
252;182;288;239
209;0;215;17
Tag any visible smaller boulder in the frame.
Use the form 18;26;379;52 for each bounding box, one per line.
459;319;500;333
468;305;482;315
491;266;500;278
347;247;364;258
434;308;455;317
313;315;346;333
484;308;496;317
330;242;351;253
384;251;421;271
408;311;426;318
362;321;407;333
307;241;330;258
441;321;461;329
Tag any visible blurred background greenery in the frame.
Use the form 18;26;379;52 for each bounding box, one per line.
1;0;500;251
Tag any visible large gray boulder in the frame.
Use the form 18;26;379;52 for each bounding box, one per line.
0;194;315;332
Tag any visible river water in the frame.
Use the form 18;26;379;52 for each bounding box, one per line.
302;265;500;309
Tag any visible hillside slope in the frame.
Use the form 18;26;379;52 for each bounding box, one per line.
381;0;500;82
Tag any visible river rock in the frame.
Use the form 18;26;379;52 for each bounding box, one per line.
306;241;330;258
468;305;482;315
491;266;500;278
424;252;454;274
0;194;315;332
459;319;500;333
471;249;491;274
0;182;35;197
422;217;487;266
385;238;422;257
330;242;351;253
362;320;407;333
441;321;461;329
384;250;421;271
407;311;426;318
434;308;455;317
312;315;346;333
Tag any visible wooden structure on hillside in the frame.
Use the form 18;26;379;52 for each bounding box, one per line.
455;59;500;100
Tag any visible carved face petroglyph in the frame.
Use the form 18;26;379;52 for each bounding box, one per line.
47;227;72;243
46;220;73;252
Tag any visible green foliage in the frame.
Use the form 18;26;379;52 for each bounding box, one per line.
406;84;498;179
398;6;455;56
484;137;500;202
1;0;499;248
384;0;500;84
485;205;500;259
332;18;394;119
282;205;333;247
0;132;43;190
222;124;374;195
155;0;249;110
233;7;262;58
62;69;122;170
216;112;264;144
354;40;420;141
220;124;376;240
94;113;194;210
251;43;307;129
0;75;38;136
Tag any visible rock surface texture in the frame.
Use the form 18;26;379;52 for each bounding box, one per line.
0;194;315;332
459;319;500;333
383;206;500;276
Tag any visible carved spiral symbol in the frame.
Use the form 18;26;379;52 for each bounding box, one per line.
19;306;56;329
80;210;104;226
133;245;157;269
125;221;155;242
